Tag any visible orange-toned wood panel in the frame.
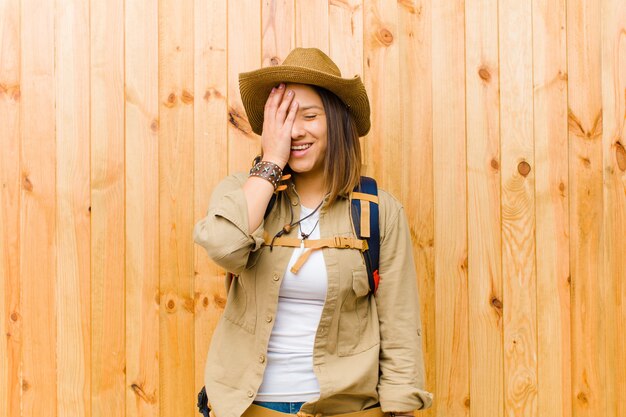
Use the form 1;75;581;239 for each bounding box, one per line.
432;0;469;416
465;0;504;415
125;0;160;415
90;0;125;415
0;1;21;417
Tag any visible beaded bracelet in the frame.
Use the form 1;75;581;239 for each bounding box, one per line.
249;160;283;190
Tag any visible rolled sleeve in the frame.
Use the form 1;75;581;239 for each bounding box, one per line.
375;200;433;412
193;174;266;273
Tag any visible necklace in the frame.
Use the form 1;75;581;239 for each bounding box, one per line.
299;218;320;240
269;198;324;250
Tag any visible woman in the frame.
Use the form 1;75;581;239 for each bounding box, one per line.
193;48;433;417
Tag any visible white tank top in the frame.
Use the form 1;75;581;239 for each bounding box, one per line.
255;205;328;402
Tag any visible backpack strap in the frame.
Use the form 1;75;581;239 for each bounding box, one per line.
351;176;380;295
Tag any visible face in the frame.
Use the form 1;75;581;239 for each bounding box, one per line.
285;83;328;177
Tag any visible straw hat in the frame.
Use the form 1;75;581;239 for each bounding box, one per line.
238;47;371;137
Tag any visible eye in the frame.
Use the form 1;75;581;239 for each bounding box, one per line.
304;114;317;120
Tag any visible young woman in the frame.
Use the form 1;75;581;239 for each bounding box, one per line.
193;48;432;417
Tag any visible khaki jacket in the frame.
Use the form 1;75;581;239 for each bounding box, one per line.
193;173;433;417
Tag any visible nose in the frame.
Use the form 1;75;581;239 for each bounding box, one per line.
291;116;305;139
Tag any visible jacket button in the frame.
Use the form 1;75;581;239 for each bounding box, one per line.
259;354;266;363
272;274;280;282
247;390;254;398
265;315;273;323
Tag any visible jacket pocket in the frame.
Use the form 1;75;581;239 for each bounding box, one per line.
337;266;376;356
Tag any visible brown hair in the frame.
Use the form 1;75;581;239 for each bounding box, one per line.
312;85;362;207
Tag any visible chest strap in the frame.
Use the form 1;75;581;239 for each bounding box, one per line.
262;235;368;274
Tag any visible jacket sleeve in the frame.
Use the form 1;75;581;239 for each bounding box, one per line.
192;173;266;274
375;194;433;412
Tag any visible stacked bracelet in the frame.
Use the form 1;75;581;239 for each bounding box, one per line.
249;160;283;190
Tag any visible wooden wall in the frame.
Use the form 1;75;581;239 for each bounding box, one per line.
0;0;624;416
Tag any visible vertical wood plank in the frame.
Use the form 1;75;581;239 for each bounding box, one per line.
125;0;160;415
0;0;21;416
601;0;626;414
431;0;469;416
465;0;504;415
55;0;91;415
363;0;401;194
159;0;195;414
329;0;363;81
397;2;435;416
91;0;125;415
295;0;328;52
194;0;228;393
499;0;538;416
20;0;57;415
532;0;571;416
567;0;605;415
228;0;261;173
262;0;294;67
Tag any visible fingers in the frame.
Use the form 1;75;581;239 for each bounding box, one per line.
275;88;295;123
284;99;298;126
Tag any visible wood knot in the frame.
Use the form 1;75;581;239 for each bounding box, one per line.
228;107;251;134
464;397;471;408
490;158;499;170
165;92;176;108
131;383;156;403
181;89;194;104
10;312;18;322
213;294;226;309
377;28;394;46
478;67;491;82
491;297;503;310
22;175;33;192
615;141;626;171
270;56;280;66
22;380;30;391
166;298;175;312
517;161;531;177
577;391;588;405
150;119;159;132
203;297;209;308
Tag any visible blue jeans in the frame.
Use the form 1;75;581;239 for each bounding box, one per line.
253;401;305;414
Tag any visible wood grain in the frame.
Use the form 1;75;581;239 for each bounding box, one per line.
56;0;91;415
0;1;21;416
228;0;261;173
194;0;228;395
567;0;605;416
125;0;159;415
532;0;571;416
397;1;435;416
295;0;329;52
431;0;469;415
91;0;125;415
499;0;538;415
159;0;196;414
601;0;626;415
20;0;57;415
363;0;401;193
465;0;504;415
329;0;363;82
262;0;294;68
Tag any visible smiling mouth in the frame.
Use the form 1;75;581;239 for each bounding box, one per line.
291;143;312;151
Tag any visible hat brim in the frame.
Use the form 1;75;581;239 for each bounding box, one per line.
239;65;371;137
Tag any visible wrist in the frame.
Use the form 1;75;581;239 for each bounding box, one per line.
260;155;287;170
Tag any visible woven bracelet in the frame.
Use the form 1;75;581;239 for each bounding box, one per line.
249;160;283;190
